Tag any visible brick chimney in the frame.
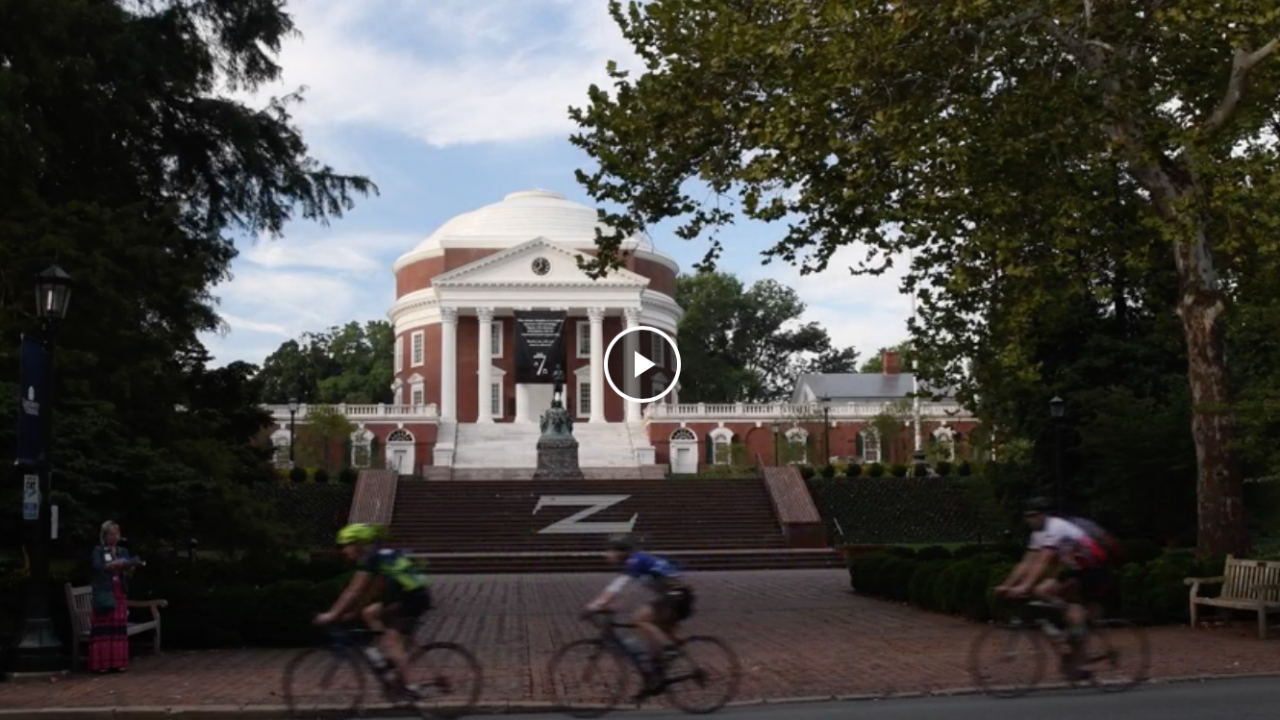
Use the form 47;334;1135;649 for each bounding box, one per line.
881;350;901;375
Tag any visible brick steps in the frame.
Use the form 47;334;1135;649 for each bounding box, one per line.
388;478;827;572
409;549;843;574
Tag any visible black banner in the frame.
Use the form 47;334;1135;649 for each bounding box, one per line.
514;311;566;383
16;336;45;466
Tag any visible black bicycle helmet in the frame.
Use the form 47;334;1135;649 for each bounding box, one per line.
1023;497;1053;515
606;534;635;552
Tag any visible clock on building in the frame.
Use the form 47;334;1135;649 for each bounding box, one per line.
531;257;551;276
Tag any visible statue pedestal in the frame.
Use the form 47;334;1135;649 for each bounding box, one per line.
534;401;583;480
533;435;584;480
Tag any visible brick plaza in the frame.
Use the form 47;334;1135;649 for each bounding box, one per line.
4;569;1280;712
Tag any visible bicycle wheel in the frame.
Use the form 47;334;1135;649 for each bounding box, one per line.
662;636;742;714
968;623;1049;698
547;639;631;718
282;646;367;720
404;641;484;719
1081;619;1151;692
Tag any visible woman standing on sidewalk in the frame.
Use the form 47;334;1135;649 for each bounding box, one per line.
89;520;139;673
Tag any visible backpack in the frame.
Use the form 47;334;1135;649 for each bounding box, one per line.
1068;516;1124;564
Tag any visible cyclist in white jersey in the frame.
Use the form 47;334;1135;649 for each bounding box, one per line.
995;498;1114;678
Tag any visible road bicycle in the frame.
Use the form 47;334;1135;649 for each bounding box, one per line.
547;610;742;717
282;622;483;719
968;597;1151;697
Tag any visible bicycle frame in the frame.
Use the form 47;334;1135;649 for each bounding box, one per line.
584;611;700;690
321;624;407;696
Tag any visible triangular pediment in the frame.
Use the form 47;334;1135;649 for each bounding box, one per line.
431;238;650;288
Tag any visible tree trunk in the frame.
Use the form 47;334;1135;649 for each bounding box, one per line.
1172;226;1245;556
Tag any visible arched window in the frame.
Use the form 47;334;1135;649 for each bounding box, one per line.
670;427;696;442
350;428;375;468
858;429;880;464
387;428;414;444
784;427;809;465
932;426;956;461
270;429;291;468
708;427;735;465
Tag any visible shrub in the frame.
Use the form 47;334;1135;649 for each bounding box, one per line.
935;461;953;477
914;545;955;561
867;462;885;477
313;468;331;484
798;465;816;479
912;462;929;477
1118;539;1162;565
288;466;308;484
820;463;836;479
844;463;862;478
890;463;909;478
338;466;359;484
957;460;972;477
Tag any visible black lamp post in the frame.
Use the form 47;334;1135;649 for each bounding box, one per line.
819;394;832;464
7;264;73;674
770;421;780;466
287;397;299;466
1050;395;1066;512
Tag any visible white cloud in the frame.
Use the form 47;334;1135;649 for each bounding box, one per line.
250;0;637;148
240;232;417;272
219;314;290;336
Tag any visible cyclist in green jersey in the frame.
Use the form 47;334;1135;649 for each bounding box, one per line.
316;523;431;689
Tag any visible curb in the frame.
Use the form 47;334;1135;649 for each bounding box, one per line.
4;672;1280;719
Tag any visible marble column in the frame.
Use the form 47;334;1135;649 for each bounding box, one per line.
440;307;458;420
476;307;494;423
588;307;605;422
623;307;641;422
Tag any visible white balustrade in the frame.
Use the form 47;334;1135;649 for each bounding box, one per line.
645;400;970;421
265;403;441;423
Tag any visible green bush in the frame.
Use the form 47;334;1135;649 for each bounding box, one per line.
338;466;359;484
798;465;816;479
844;463;862;478
935;461;953;477
820;463;836;479
868;462;885;477
313;468;331;484
912;462;929;477
288;466;307;484
957;460;972;477
891;463;909;478
1118;539;1163;565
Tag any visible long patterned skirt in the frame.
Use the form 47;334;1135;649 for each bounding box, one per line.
88;576;129;672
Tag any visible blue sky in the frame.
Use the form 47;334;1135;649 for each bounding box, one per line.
200;0;914;366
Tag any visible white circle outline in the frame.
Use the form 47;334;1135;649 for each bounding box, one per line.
602;325;682;404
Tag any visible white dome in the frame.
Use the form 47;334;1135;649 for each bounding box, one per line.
411;189;655;253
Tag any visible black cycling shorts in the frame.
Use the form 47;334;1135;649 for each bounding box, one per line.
1061;565;1111;602
382;587;432;634
651;587;694;626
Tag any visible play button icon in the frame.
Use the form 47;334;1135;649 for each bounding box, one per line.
633;352;655;377
603;325;682;404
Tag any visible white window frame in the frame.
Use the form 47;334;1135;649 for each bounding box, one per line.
411;330;425;367
350;429;374;468
933;426;957;461
393;385;403;405
576;321;592;359
577;379;592;418
270;429;291;468
490;382;502;418
860;429;881;464
709;427;734;466
490;320;504;359
785;427;809;465
395;336;404;373
651;372;667;401
651;332;665;366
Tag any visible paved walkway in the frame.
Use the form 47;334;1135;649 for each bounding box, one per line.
4;569;1280;712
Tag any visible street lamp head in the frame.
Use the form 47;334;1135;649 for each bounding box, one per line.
819;394;831;408
288;397;299;413
1049;395;1065;419
770;421;779;434
35;264;73;320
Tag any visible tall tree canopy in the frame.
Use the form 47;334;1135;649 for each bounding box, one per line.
0;0;374;547
255;321;394;404
569;0;1280;555
675;272;857;403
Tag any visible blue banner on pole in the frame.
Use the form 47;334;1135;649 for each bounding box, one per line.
16;336;45;466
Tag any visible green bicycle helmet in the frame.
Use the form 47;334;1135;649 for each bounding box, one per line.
336;523;382;546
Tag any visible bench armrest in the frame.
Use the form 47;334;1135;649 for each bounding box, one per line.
126;599;168;621
1184;576;1225;587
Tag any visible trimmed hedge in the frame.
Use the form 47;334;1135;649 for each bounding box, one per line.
808;477;999;545
849;544;1223;625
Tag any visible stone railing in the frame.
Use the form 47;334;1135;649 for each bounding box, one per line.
264;403;440;423
645;400;971;421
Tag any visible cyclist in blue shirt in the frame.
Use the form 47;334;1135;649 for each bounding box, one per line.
585;535;695;687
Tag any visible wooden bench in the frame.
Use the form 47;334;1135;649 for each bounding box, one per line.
65;583;169;669
1184;555;1280;639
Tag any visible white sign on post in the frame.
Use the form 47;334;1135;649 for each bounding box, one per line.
21;474;39;520
51;504;59;539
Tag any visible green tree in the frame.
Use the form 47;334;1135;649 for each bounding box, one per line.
568;0;1280;555
0;0;374;549
295;405;355;474
675;272;857;402
256;321;394;404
